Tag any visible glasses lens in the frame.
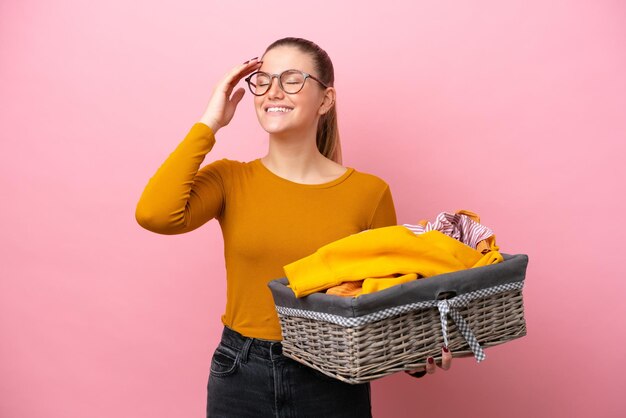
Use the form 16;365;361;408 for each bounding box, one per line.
280;70;305;94
250;72;271;95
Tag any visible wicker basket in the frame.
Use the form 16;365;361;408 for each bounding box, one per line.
268;253;528;384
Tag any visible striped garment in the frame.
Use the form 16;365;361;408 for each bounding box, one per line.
403;210;494;250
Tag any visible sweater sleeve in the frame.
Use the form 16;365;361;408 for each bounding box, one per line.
368;184;397;229
135;122;228;235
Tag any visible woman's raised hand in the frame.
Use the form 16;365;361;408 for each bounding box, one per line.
405;346;453;379
199;57;263;134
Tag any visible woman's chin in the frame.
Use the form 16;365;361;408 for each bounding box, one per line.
260;123;293;135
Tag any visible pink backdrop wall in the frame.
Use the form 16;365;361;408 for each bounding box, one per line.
2;0;625;417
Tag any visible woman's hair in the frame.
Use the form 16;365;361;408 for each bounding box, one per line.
263;37;342;164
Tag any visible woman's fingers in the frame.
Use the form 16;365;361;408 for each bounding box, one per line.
425;356;436;374
440;345;452;371
242;56;259;65
220;58;262;96
218;59;261;106
231;58;262;84
228;87;246;108
407;347;452;379
200;58;263;131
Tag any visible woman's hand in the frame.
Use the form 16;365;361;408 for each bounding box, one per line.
199;57;263;134
405;346;452;378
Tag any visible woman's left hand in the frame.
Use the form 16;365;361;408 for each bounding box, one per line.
405;345;452;378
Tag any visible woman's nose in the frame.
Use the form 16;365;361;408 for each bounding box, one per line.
267;76;284;98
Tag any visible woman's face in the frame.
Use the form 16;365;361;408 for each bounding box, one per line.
253;46;330;137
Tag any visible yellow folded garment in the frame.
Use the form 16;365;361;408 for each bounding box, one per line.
361;273;418;295
284;226;504;298
477;234;500;254
473;249;504;266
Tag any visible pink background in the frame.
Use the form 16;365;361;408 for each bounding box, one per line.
1;0;625;417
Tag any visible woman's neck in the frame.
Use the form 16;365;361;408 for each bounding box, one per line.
261;130;331;183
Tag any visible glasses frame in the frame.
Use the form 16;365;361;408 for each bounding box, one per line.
244;69;329;96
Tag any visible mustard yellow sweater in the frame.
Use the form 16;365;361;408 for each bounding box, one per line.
135;123;397;340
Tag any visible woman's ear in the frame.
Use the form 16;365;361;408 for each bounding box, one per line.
318;87;336;115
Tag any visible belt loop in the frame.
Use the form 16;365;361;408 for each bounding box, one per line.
240;337;253;364
269;341;281;360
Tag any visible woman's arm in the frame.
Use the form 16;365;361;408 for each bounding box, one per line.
134;123;227;234
135;58;263;234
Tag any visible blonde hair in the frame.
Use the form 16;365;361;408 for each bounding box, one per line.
263;37;342;164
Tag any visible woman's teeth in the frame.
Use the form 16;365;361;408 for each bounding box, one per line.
266;107;293;113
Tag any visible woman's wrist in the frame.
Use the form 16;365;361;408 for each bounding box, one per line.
199;118;221;134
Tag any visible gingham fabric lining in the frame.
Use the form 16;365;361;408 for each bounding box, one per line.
276;281;524;363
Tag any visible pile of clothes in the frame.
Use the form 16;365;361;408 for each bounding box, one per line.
283;210;503;298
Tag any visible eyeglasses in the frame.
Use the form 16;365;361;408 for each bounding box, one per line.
244;69;329;96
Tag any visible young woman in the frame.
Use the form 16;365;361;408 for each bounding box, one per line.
135;37;452;418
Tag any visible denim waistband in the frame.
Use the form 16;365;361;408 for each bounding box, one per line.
219;325;284;362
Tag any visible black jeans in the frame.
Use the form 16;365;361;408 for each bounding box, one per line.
206;325;372;418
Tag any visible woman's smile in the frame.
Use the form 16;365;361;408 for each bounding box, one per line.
265;106;294;116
